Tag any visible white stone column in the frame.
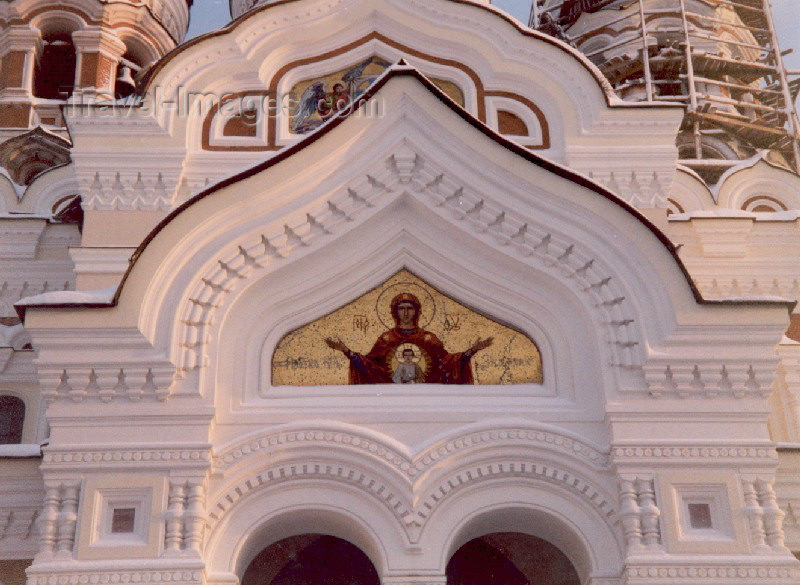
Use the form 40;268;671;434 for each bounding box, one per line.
756;478;790;553
55;482;80;558
0;26;40;98
619;478;644;553
743;479;770;553
35;484;60;559
184;481;205;554
165;481;187;555
70;28;126;100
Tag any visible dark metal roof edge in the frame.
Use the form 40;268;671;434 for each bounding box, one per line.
19;66;794;324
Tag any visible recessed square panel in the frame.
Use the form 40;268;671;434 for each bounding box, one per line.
111;508;136;534
688;503;713;529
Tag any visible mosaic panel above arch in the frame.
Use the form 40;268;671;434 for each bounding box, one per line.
289;56;465;134
272;270;542;386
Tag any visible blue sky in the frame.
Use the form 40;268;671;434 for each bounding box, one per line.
185;0;799;82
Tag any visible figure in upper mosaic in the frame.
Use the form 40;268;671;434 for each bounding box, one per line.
290;56;465;134
292;57;391;133
271;270;542;386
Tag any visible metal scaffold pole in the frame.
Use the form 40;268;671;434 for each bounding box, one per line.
638;0;654;102
761;0;800;172
678;0;702;159
529;0;539;29
528;0;799;174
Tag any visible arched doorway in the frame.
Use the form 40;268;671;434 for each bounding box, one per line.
241;534;380;585
446;532;580;585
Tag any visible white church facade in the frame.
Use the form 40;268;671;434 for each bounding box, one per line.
1;1;800;584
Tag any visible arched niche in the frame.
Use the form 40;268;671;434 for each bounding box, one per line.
716;159;800;212
70;67;704;424
33;31;78;100
29;67;709;421
140;0;634;159
207;221;603;432
668;167;715;215
203;419;619;582
242;534;380;585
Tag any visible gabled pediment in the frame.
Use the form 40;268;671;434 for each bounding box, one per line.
21;65;790;410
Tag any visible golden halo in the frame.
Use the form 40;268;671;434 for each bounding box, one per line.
375;281;436;330
390;343;428;375
394;343;422;364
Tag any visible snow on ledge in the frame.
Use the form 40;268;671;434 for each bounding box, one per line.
0;444;42;457
15;286;118;307
711;294;796;303
669;209;800;221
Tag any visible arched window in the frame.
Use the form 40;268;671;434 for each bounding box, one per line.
115;37;156;99
34;34;77;99
0;395;25;444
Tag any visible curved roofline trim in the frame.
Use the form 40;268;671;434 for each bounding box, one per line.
16;64;793;320
141;0;680;112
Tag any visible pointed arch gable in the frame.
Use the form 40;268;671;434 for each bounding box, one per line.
140;0;617;106
20;67;792;410
129;0;682;164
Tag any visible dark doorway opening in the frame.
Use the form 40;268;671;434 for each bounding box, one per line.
447;532;580;585
241;534;380;585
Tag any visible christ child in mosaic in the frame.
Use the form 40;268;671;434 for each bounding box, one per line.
326;293;493;384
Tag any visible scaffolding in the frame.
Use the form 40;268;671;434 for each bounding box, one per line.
528;0;800;177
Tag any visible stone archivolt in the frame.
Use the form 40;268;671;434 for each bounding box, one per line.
206;421;617;545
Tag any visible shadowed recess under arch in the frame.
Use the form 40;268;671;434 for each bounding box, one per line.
241;534;380;585
447;532;580;585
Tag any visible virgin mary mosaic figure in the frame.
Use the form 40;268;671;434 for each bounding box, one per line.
326;293;493;384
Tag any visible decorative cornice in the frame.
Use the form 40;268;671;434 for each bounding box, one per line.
37;365;177;404
612;444;778;463
642;361;777;399
27;570;204;585
42;447;211;468
624;563;799;582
